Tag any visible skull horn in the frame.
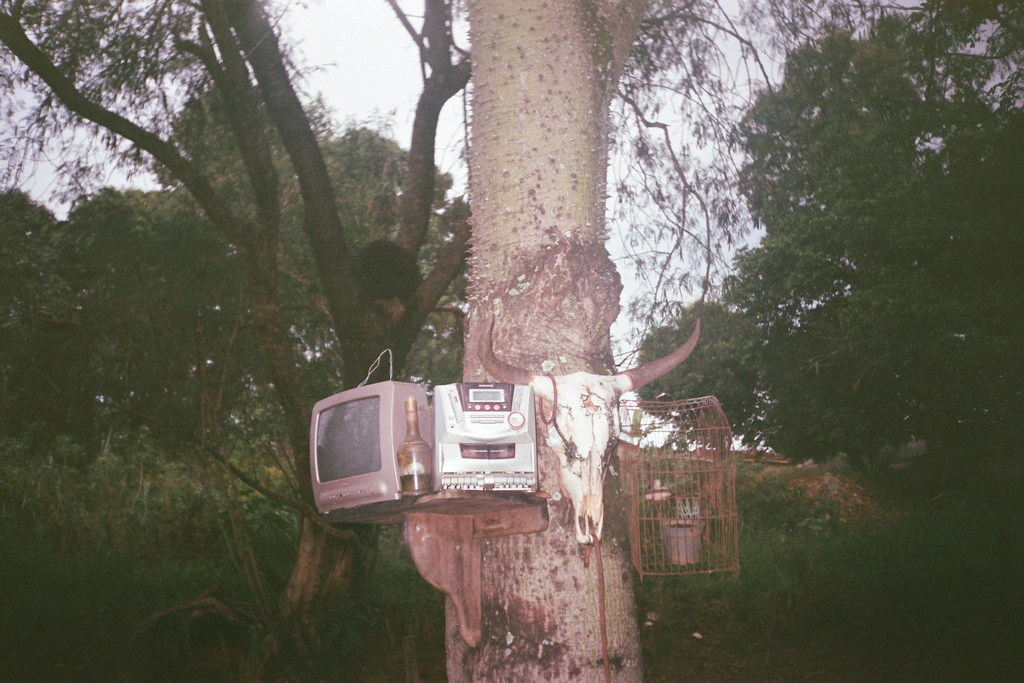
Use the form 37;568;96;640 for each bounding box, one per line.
620;318;700;391
479;316;533;386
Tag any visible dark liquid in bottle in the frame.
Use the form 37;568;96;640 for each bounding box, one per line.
401;472;432;495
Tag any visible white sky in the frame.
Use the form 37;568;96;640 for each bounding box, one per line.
285;2;424;123
282;0;469;188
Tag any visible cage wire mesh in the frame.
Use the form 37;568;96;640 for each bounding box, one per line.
618;396;739;578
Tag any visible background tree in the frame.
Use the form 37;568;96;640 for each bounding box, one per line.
0;0;469;655
610;0;772;337
727;14;1024;468
0;188;261;452
0;190;91;446
606;0;889;342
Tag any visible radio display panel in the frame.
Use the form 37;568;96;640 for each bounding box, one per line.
468;388;504;403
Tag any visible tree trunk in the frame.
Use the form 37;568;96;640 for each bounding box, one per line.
451;0;647;679
277;517;358;658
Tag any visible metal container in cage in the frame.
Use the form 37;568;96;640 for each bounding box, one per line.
618;396;739;578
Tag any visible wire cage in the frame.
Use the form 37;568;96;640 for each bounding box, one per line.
618;396;739;578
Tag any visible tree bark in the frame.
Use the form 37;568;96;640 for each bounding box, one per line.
452;0;647;679
277;517;358;658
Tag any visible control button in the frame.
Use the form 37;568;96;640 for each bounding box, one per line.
507;411;526;429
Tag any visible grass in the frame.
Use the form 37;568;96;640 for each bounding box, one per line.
0;435;298;680
2;436;1022;680
637;459;1024;681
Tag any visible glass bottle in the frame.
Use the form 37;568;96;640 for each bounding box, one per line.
397;395;432;495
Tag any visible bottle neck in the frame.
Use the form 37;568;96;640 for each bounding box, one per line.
405;397;422;439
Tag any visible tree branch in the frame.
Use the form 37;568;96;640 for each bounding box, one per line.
221;458;355;540
412;202;472;315
393;0;471;256
388;202;471;368
385;0;427;65
619;91;719;305
199;0;283;258
644;8;773;88
226;0;362;327
0;10;247;244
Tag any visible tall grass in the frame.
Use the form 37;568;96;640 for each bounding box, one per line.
637;459;1024;681
4;434;1022;681
2;436;231;559
0;435;299;679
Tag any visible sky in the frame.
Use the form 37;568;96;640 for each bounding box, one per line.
21;1;468;212
280;0;468;186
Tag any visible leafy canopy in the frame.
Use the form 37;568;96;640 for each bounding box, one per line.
728;15;1024;464
641;12;1024;467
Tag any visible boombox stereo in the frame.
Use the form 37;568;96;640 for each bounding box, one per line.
433;382;538;491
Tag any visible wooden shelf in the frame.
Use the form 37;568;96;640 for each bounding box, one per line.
321;489;548;526
324;489;549;647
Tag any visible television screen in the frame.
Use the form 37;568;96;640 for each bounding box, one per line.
310;381;435;513
315;396;381;481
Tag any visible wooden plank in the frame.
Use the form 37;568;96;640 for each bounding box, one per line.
399;491;549;647
404;511;482;647
322;490;548;526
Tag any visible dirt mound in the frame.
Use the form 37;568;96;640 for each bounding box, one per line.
786;471;883;523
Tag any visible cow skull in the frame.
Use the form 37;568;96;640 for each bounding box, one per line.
480;318;700;544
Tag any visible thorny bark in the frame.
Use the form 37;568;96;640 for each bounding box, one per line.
453;0;648;679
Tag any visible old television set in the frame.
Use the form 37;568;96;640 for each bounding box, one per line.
310;381;434;514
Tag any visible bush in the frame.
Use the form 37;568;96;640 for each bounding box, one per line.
638;459;1024;681
0;435;298;679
